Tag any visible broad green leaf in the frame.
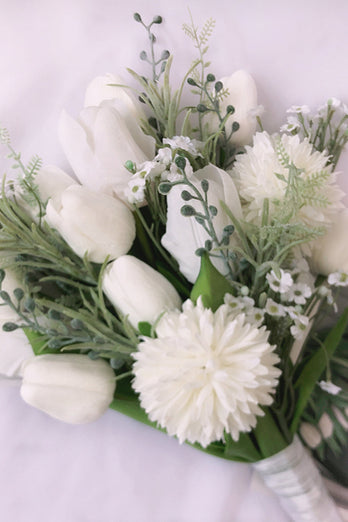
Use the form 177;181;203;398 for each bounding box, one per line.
190;252;234;311
110;377;161;430
253;409;289;458
290;307;348;434
111;378;263;462
137;322;152;337
224;432;262;462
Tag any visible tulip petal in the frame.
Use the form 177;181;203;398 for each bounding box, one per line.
206;70;257;146
310;208;348;275
0;329;34;378
102;255;182;327
46;185;136;263
59;104;155;201
35;165;76;202
20;354;116;424
58;109;98;189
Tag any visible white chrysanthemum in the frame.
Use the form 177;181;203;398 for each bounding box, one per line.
132;298;281;447
232;132;344;227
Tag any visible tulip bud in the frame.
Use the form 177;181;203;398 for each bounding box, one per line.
205;70;258;146
309;209;348;275
102;255;182;328
20;354;116;423
46;185;136;263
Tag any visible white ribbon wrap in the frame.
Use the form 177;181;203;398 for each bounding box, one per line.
253;436;343;522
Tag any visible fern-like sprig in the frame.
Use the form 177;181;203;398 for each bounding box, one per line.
274;138;332;217
0;126;43;212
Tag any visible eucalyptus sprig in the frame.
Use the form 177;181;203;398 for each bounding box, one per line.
134;13;170;83
187;75;239;169
0;271;136;367
159;155;238;281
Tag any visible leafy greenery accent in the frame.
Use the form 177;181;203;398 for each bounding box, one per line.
190;252;234;311
0;179;138;369
281;101;348;168
290;308;348;434
0;126;43;212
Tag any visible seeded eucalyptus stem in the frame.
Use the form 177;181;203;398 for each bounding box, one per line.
134;12;168;83
164;158;235;280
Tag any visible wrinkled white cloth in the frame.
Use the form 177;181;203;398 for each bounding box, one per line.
1;1;348;521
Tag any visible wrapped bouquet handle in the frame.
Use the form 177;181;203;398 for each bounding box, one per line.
253;436;343;522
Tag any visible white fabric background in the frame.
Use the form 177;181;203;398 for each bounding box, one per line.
0;1;348;521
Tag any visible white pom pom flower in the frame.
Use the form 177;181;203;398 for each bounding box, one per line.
132;298;281;447
232;132;344;227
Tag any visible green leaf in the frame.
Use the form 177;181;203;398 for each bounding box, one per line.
23;328;58;355
137;321;152;337
110;377;161;430
190;252;234;311
290;307;348;434
253;409;289;458
224;432;262;462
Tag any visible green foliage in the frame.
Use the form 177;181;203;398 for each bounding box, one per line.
0;127;43;211
190;252;234;311
299;329;348;461
281;101;348;168
133;13;169;83
253;409;290;457
291;308;348;434
224;432;262;462
274;139;331;214
0;180;138;364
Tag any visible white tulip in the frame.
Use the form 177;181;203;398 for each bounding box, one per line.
35;165;77;202
46;184;135;263
102;255;182;328
161;164;243;283
85;74;154;160
20;354;116;423
58;100;155;201
205;70;258;146
309;209;348;275
15;165;76;222
84;73;144;122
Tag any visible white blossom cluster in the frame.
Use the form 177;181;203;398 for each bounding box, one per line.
124;136;201;204
280;98;348;144
264;263;348;341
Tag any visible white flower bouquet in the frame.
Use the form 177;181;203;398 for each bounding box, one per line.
1;12;348;521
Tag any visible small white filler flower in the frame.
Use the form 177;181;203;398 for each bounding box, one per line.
266;269;293;294
132;298;281;447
